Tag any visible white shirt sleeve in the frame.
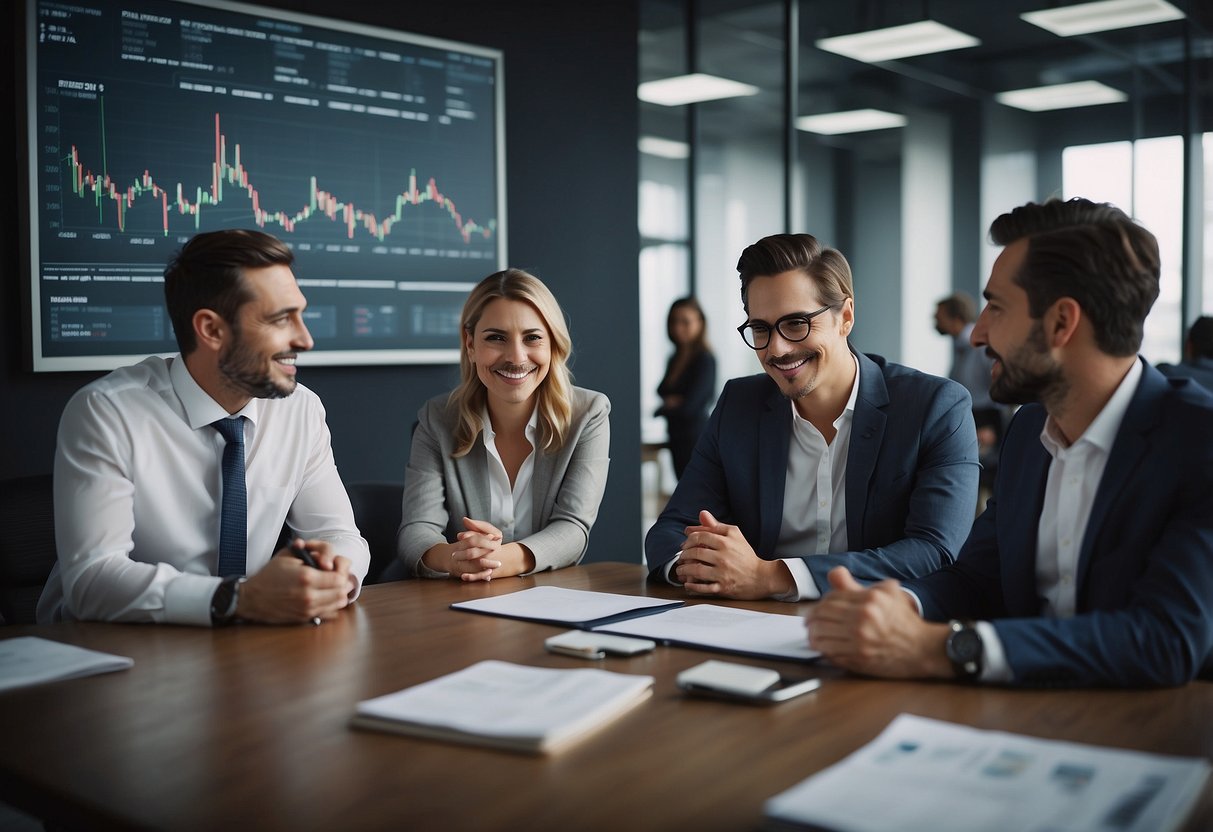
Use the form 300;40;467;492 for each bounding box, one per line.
50;386;219;625
661;554;681;585
975;621;1013;683
283;407;371;598
774;558;820;601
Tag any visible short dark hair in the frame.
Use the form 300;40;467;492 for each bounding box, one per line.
735;233;853;312
1188;317;1213;359
163;229;294;354
936;291;976;324
989;198;1159;357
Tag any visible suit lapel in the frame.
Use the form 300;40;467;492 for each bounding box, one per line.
531;442;556;527
845;351;888;549
458;439;492;522
999;424;1050;616
758;385;792;554
1076;362;1160;596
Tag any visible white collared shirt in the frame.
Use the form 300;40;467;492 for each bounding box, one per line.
480;407;538;542
976;358;1143;681
38;355;370;626
773;354;861;600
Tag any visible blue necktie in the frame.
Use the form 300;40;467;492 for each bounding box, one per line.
212;417;247;577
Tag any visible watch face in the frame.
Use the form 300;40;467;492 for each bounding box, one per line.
948;629;981;663
211;580;239;623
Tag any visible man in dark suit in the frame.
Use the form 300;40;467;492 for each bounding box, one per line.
809;198;1213;687
645;233;979;601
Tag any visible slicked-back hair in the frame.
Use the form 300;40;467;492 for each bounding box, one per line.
449;268;574;458
989;198;1160;357
164;229;294;354
735;233;854;312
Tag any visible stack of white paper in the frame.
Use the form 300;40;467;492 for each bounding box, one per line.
765;713;1211;832
351;660;654;754
0;636;133;692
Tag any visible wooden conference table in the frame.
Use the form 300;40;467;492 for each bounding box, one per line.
1;562;1211;831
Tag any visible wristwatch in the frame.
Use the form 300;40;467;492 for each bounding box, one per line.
210;575;246;626
945;620;983;681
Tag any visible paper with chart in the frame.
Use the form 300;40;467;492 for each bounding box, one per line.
0;637;133;693
764;713;1211;832
594;602;820;662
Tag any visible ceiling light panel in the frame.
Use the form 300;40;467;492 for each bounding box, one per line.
637;73;760;106
1021;0;1184;37
638;136;691;159
995;80;1128;111
796;109;908;135
815;20;980;63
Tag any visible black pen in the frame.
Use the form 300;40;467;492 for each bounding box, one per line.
289;539;324;626
290;538;321;569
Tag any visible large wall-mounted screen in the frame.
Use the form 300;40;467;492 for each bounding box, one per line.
25;0;504;371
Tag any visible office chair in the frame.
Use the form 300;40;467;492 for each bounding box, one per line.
346;482;405;585
0;474;57;625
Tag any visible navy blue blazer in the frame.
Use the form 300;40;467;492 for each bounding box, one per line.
909;360;1213;687
645;350;980;589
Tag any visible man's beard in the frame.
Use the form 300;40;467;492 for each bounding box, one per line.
219;334;295;400
988;321;1065;406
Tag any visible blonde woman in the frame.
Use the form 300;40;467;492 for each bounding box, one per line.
394;269;611;580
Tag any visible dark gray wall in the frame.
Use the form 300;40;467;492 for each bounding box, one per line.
2;0;643;563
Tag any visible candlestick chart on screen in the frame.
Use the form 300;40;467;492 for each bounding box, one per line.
27;0;503;369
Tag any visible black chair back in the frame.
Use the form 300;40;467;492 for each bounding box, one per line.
0;474;57;625
346;482;404;585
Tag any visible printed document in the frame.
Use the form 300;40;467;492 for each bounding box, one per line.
351;660;654;754
595;603;820;662
764;713;1211;832
0;636;133;693
450;585;681;627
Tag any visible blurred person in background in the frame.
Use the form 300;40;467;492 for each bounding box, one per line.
656;297;717;480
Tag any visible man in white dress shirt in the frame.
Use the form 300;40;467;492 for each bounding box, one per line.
37;229;370;626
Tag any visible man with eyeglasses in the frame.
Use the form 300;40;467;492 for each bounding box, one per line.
645;233;979;600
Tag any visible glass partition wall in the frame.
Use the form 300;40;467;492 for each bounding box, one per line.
639;0;1213;408
637;0;1213;530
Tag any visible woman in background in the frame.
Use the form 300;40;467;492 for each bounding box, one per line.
655;297;716;479
395;269;611;581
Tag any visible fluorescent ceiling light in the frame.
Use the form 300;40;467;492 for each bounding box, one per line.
637;73;759;106
1021;0;1184;37
796;109;907;135
995;80;1127;111
815;20;980;63
638;136;690;159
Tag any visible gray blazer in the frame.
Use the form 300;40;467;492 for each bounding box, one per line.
394;386;611;577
